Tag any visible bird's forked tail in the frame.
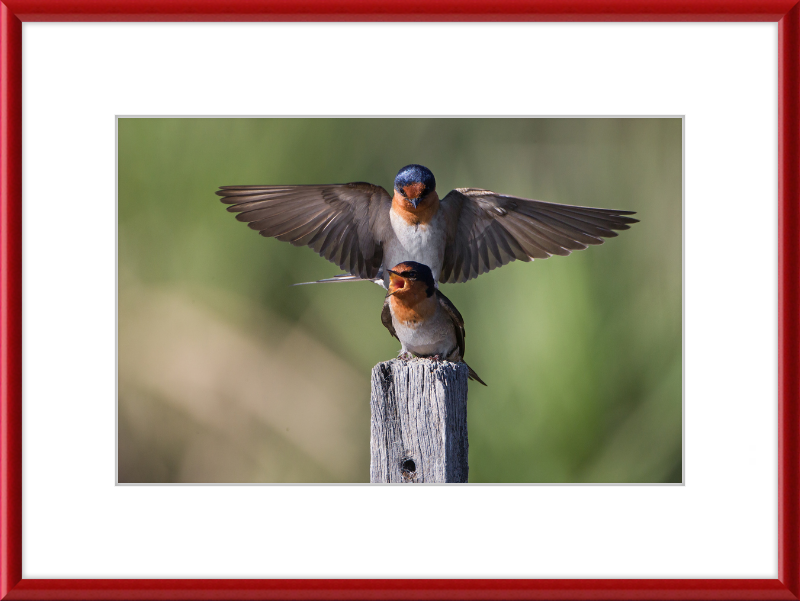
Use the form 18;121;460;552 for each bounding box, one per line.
291;272;386;288
466;362;487;386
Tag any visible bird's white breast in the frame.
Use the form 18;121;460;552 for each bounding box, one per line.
392;304;458;359
385;209;446;285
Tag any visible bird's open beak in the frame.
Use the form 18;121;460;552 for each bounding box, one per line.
388;271;404;295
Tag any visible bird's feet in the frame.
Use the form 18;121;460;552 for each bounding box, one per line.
431;354;442;362
397;351;414;360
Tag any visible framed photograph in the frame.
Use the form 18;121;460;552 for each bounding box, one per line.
2;1;798;599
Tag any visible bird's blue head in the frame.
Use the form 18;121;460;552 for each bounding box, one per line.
394;164;436;209
388;261;436;297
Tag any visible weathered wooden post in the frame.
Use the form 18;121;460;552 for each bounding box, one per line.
370;358;469;483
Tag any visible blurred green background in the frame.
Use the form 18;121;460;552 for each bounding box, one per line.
118;118;682;484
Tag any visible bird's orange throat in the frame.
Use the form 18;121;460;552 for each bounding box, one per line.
389;290;436;325
403;182;425;199
391;191;440;226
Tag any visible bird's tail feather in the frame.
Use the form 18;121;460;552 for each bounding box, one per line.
466;363;487;386
292;273;385;288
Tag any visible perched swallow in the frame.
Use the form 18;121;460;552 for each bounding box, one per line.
217;164;638;288
381;261;486;386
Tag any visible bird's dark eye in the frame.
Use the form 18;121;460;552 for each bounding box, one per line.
409;271;418;279
401;271;412;278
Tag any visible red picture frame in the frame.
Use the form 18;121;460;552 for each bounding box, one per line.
1;2;798;600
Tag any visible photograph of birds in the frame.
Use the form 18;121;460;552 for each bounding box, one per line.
218;163;637;386
117;117;679;484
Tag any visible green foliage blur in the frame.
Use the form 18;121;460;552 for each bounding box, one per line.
118;118;682;484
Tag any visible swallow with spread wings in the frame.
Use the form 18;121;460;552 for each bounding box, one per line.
217;164;638;288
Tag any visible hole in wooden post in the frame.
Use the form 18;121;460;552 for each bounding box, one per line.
400;458;416;479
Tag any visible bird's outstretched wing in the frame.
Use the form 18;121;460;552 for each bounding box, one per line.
381;297;397;340
217;183;392;280
438;188;639;284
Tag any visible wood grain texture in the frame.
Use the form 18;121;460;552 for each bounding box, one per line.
370;359;469;483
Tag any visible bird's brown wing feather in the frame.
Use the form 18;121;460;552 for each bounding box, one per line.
381;296;398;340
435;291;486;385
435;290;466;359
438;188;639;284
217;182;392;280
